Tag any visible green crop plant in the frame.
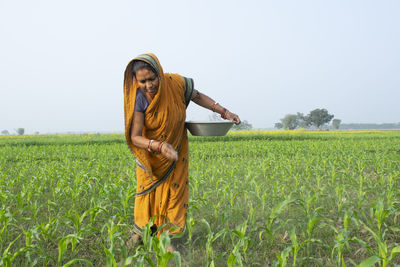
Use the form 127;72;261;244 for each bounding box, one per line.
273;246;292;267
186;211;197;251
57;234;93;266
227;220;250;266
292;225;316;266
202;219;227;266
1;235;26;267
258;199;294;245
152;231;181;267
326;211;353;267
352;196;400;267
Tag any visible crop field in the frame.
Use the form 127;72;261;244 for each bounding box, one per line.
0;131;399;266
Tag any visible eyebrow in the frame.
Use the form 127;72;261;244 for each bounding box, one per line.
139;76;156;82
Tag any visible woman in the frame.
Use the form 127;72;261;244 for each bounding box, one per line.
123;53;240;247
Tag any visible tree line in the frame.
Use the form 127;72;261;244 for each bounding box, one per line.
337;123;400;130
1;128;25;135
275;108;340;130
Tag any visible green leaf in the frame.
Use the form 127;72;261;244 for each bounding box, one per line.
63;258;93;267
173;251;181;267
212;228;227;242
290;227;298;247
358;255;380;267
104;247;118;267
232;229;243;238
227;253;237;267
58;238;68;263
389;246;400;261
2;234;21;258
307;217;323;235
144;255;157;267
389;227;400;232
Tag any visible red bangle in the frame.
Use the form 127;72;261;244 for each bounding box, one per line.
157;141;164;154
147;139;154;152
221;108;228;119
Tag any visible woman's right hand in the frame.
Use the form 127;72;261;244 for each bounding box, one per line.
160;142;178;161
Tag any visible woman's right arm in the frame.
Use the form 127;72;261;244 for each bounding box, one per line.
191;89;241;124
130;111;178;161
130;111;147;149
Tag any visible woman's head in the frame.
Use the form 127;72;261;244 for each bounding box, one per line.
132;60;157;78
132;60;159;97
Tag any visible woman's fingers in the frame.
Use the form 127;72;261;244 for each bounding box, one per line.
226;111;241;125
231;114;241;124
161;143;178;161
168;149;178;161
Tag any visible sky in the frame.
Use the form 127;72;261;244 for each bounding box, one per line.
1;0;399;134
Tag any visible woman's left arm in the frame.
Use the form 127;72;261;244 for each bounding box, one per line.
191;89;241;125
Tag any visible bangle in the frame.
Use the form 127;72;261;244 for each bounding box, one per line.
221;108;228;119
147;139;154;152
157;141;164;154
212;102;219;113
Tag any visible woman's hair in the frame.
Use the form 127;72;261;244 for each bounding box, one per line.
132;60;157;77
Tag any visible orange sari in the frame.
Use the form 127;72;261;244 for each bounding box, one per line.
123;53;193;234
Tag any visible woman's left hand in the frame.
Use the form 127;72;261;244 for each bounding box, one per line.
160;142;179;161
225;111;241;125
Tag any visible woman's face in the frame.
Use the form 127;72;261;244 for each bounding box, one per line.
135;68;159;97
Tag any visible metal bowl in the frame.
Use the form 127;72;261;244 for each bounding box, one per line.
185;121;234;136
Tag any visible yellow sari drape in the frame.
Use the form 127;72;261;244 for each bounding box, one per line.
123;53;193;234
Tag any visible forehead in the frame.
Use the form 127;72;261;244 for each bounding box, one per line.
136;68;157;79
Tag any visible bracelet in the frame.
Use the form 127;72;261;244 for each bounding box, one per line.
221;108;228;119
147;139;154;152
212;102;219;113
157;141;165;154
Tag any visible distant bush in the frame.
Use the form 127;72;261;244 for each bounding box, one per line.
15;128;25;135
232;120;252;131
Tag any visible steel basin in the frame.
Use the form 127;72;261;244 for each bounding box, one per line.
185;121;234;136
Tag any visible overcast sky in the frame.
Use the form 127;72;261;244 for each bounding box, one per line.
1;0;399;133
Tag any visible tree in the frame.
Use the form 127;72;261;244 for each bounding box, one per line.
232;120;252;131
274;122;283;129
1;130;9;135
15;128;25;135
307;109;334;129
296;112;311;128
280;114;299;130
332;119;341;130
